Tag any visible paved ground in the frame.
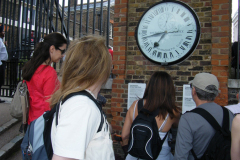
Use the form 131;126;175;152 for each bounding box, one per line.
0;97;124;160
0;97;22;160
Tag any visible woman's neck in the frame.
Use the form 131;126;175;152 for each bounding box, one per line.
42;58;51;65
87;82;102;98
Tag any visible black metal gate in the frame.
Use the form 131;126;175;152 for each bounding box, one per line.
0;0;114;97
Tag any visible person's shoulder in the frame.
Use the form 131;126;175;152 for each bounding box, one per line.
0;39;4;47
62;94;100;112
63;94;93;105
232;114;240;130
129;100;138;110
234;114;240;121
40;65;57;77
44;65;56;72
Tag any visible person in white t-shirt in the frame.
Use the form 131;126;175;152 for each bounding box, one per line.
0;25;8;103
50;35;114;160
225;91;240;114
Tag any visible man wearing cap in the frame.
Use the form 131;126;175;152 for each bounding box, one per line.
174;73;234;160
0;25;8;103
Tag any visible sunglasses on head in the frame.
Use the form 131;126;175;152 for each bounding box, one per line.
56;47;66;55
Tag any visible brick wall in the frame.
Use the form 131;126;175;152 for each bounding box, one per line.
111;0;128;134
211;0;231;105
111;0;231;134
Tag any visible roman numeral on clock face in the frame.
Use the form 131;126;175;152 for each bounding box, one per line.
181;12;186;17
158;7;164;13
153;10;158;16
157;52;162;58
148;47;152;52
183;41;190;47
186;36;192;40
148;14;154;20
142;25;148;29
184;17;190;22
164;53;168;58
176;9;180;14
142;30;147;36
180;46;186;50
144;42;149;48
152;50;157;56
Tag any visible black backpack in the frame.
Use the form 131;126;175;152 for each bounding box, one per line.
127;99;168;160
190;106;231;160
21;90;104;160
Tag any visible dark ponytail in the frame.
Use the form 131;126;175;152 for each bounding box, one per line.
22;32;67;81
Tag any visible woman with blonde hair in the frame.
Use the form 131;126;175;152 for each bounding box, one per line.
50;35;114;160
122;71;180;160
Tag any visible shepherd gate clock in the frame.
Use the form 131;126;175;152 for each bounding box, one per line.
135;0;201;66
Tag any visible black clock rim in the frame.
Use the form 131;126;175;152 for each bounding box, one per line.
135;0;201;66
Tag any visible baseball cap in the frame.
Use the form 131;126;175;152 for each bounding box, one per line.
189;73;220;94
0;26;3;33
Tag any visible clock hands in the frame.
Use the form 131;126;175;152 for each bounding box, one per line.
154;33;166;47
164;14;170;28
158;33;167;43
154;29;179;48
142;27;180;39
142;31;166;38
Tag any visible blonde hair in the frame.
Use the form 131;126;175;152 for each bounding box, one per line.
50;35;111;108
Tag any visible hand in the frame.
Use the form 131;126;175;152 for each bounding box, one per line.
4;41;7;46
142;31;165;38
164;14;170;28
157;33;166;43
167;29;179;33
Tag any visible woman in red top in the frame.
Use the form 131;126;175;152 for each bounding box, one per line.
22;32;67;124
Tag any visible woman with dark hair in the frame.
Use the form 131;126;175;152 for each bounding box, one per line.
22;32;67;124
122;71;181;160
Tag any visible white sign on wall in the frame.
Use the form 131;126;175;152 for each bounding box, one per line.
182;84;196;114
127;83;146;110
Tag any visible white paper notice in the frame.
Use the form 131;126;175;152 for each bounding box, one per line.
182;84;196;114
127;83;146;110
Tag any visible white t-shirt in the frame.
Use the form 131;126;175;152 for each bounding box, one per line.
51;94;101;160
225;103;240;114
0;38;8;65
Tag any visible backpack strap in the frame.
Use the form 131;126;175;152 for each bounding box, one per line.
55;90;104;132
132;101;138;121
138;99;144;110
159;114;169;132
161;131;169;143
190;106;230;160
190;107;229;131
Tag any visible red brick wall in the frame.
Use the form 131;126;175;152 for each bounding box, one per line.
211;0;231;105
111;0;231;134
111;0;128;134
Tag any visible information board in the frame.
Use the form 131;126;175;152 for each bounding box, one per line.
182;84;196;114
127;83;146;110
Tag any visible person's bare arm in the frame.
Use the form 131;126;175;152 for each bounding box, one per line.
121;101;137;140
52;154;77;160
231;114;240;160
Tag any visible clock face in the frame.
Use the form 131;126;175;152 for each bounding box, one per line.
135;0;201;66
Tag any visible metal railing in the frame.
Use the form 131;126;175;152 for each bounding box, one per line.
0;0;114;97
